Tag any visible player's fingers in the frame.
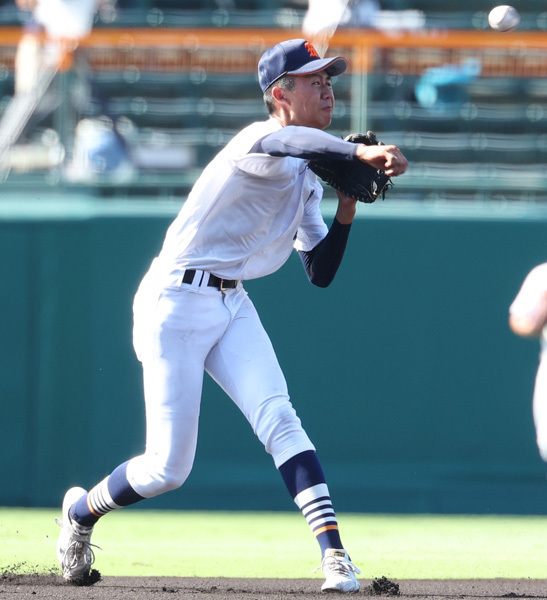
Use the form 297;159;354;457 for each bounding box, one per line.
359;146;391;170
358;144;408;174
384;147;408;176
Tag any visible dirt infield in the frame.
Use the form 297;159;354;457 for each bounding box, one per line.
2;574;547;600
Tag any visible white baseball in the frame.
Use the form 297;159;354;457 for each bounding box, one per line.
488;5;520;31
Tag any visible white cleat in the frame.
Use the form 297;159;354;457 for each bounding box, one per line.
55;487;97;583
316;548;361;593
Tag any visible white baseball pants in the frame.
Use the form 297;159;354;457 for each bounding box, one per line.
127;265;315;498
533;356;547;462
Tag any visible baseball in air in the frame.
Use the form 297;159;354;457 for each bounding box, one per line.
488;5;520;31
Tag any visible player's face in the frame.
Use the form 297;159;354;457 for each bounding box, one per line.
287;71;335;129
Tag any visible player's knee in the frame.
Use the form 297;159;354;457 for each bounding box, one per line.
258;401;307;454
127;455;192;497
143;468;189;496
157;470;187;493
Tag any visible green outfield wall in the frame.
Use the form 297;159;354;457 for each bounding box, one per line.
2;195;547;514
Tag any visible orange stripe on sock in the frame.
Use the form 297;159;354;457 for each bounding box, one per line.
314;524;339;536
87;496;101;517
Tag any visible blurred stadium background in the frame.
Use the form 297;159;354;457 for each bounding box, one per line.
1;0;547;515
0;0;547;200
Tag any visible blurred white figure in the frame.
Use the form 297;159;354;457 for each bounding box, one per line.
33;0;98;40
302;0;350;56
15;0;102;94
509;263;547;462
302;0;381;55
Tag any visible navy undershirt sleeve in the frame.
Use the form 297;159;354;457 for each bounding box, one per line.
298;218;351;288
251;126;359;161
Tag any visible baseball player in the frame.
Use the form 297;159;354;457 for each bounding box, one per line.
14;0;102;94
509;263;547;461
55;38;407;592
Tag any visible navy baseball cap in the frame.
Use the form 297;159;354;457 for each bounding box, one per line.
258;39;348;92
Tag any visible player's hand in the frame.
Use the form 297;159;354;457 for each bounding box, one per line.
356;144;408;177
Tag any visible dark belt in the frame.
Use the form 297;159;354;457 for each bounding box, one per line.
182;269;238;291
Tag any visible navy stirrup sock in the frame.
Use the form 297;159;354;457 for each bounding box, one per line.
70;461;145;527
279;450;343;555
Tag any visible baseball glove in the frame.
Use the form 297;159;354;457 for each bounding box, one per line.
308;131;393;203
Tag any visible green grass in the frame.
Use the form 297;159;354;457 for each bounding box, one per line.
2;509;547;579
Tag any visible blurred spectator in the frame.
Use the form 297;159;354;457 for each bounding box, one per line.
67;115;133;183
414;57;481;112
349;0;381;28
10;0;134;179
509;263;547;462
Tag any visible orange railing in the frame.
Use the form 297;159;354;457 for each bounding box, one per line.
1;27;547;77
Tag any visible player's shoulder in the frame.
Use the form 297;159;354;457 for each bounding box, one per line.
241;118;283;141
226;118;281;153
527;263;547;280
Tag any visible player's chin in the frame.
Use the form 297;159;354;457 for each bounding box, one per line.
317;112;333;130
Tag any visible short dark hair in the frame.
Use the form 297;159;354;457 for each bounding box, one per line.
263;75;296;114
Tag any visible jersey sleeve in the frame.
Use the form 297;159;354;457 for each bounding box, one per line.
293;173;328;252
235;153;302;179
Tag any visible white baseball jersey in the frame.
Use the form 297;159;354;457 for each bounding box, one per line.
510;262;547;460
155;117;328;281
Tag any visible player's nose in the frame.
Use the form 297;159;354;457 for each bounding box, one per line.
321;82;334;95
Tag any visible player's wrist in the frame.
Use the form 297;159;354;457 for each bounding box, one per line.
335;196;357;224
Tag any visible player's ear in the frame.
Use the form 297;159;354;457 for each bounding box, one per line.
272;85;288;104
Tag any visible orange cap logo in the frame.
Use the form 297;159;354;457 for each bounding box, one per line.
304;42;320;59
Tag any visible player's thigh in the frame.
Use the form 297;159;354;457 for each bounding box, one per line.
205;294;289;420
139;287;231;445
207;293;315;464
136;283;229;370
205;296;314;464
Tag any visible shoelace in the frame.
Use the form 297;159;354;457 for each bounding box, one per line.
55;518;100;572
62;537;97;570
313;554;362;576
